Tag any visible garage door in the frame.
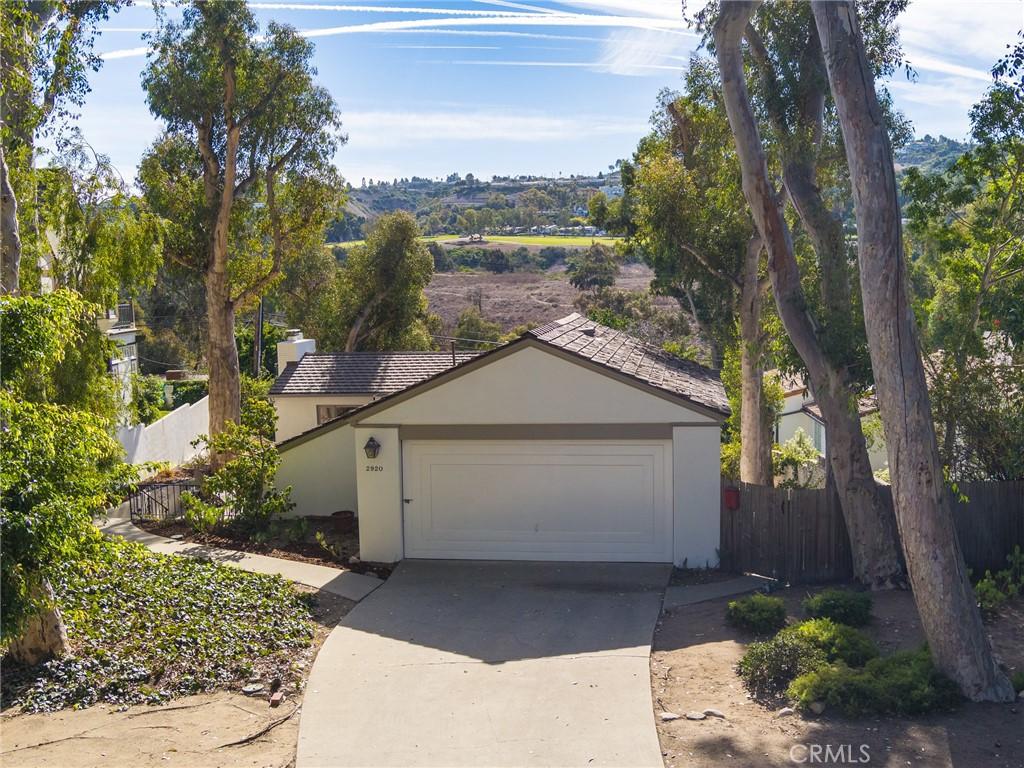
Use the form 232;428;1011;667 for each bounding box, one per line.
402;440;673;562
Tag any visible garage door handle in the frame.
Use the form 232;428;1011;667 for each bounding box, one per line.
403;498;414;504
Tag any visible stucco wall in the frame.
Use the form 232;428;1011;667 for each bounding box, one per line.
273;394;372;442
276;423;358;518
117;396;208;469
361;345;715;426
672;425;721;568
353;426;403;562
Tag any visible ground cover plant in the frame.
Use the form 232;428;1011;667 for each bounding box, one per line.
725;593;787;635
1;536;315;712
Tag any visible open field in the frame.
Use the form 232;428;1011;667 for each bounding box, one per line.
424;262;670;331
330;234;622;250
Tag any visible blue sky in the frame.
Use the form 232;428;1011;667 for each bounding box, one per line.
75;0;1024;184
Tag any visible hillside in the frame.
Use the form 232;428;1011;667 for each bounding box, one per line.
895;135;971;174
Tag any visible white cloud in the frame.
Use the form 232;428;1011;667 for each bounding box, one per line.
898;0;1022;64
903;49;993;82
249;3;532;16
596;26;696;76
343;109;645;147
888;75;986;112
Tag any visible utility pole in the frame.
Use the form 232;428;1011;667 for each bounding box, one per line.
253;298;264;377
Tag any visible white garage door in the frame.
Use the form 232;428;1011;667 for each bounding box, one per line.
402;440;673;562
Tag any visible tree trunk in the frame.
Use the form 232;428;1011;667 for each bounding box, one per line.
345;295;382;352
714;0;903;587
737;239;773;485
206;268;241;441
9;580;70;666
813;0;1014;702
0;146;21;294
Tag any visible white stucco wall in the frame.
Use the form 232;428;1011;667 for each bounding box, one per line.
672;425;721;568
117;396;208;469
276;423;358;518
353;426;403;562
360;345;716;426
273;394;372;442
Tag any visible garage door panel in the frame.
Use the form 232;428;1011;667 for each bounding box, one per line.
403;441;672;562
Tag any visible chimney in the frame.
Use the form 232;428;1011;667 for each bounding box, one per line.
277;329;316;375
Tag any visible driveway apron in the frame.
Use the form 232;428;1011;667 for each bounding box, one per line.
296;560;671;768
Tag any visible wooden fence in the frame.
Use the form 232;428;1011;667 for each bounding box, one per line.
719;480;1024;584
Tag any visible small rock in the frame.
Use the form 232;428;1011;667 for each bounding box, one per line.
810;701;826;715
270;691;284;708
349;555;361;565
685;712;706;721
171;534;184;540
660;712;681;721
702;708;726;719
241;683;264;695
776;707;796;717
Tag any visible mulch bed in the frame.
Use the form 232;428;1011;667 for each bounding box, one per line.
134;517;393;580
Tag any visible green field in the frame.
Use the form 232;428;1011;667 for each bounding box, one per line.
331;234;621;249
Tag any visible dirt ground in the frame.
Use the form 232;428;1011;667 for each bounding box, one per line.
0;588;352;768
425;262;671;330
651;587;1024;768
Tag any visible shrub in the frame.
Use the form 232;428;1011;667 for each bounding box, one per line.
737;634;826;699
975;572;1009;617
726;593;788;635
1011;670;1024;694
171;379;207;408
130;374;165;425
787;648;961;716
802;588;873;626
779;619;878;667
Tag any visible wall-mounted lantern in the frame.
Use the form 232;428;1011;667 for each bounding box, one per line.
363;436;381;459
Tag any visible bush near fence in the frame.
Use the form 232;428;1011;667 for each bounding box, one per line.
720;480;1024;584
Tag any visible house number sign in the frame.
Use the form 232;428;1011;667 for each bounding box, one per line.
365;465;384;472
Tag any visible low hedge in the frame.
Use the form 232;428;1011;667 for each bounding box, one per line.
779;618;878;667
787;648;961;716
726;593;787;635
802;588;873;627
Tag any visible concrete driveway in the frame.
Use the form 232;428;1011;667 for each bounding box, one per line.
296;560;671;768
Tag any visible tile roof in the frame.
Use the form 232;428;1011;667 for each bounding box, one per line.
529;313;729;416
270;352;479;396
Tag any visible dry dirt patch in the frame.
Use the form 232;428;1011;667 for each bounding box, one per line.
1;588;351;768
651;587;1023;768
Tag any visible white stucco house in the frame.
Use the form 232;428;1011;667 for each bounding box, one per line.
776;374;887;471
271;313;729;567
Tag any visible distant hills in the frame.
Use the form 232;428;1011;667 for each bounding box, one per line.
894;135;972;174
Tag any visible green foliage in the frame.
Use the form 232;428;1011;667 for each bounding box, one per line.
566;243;619;291
779;619;878;667
787;648;961;716
170;379;208;408
183;386;291;532
0;392;133;643
737;633;826;700
1011;670;1024;694
235;321;288;378
719;345;784;480
726;593;787;635
336;211;436;352
973;547;1024;618
3;537;313;712
802;588;874;627
454;307;502;349
773;429;822;489
130;375;166;425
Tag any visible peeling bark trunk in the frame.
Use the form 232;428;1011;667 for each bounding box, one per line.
738;239;772;485
345;295;382;352
814;0;1014;702
9;580;70;666
206;268;240;442
714;0;902;587
0;146;21;294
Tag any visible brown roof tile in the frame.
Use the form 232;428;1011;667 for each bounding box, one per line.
269;352;478;396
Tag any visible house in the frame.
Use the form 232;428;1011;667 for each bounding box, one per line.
776;374;886;471
272;313;728;566
99;301;139;413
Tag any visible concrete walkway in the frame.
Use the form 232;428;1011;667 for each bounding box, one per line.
296;560;671;768
97;517;383;603
662;574;774;610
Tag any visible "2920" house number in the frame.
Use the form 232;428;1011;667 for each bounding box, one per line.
365;465;383;472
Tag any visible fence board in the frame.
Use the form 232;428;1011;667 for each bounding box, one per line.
719;480;1024;584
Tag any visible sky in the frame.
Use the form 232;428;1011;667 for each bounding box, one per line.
71;0;1024;184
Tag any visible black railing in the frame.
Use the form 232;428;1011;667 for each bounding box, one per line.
114;301;135;328
129;479;199;522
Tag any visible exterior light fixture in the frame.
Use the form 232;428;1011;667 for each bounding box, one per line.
363;436;381;459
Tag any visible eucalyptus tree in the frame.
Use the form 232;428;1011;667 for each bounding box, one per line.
0;0;128;294
707;0;905;586
142;1;343;439
813;0;1014;702
630;61;773;484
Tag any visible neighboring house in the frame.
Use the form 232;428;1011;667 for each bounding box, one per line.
99;301;139;412
775;374;886;471
272;313;729;566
